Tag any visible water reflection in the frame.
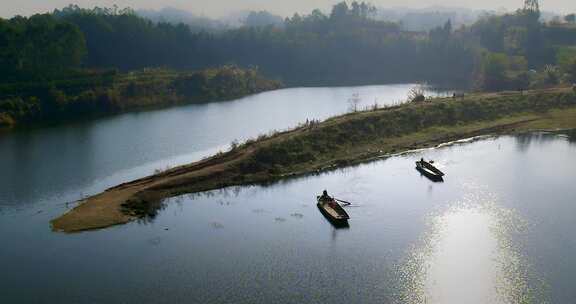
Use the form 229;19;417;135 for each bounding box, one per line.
397;199;544;304
547;129;576;144
562;129;576;143
515;130;576;153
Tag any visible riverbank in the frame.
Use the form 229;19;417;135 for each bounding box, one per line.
0;66;282;128
51;87;576;232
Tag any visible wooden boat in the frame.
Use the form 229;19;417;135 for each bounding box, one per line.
317;196;350;225
415;159;445;181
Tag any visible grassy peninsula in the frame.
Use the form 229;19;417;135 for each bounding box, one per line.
51;87;576;232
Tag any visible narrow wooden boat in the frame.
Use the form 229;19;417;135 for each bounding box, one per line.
415;159;445;181
317;196;350;225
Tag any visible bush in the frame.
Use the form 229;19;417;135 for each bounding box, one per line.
0;113;15;127
408;86;426;103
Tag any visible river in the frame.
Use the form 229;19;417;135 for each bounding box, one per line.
1;85;575;303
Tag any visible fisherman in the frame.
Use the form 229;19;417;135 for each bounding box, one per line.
420;157;424;163
320;190;331;201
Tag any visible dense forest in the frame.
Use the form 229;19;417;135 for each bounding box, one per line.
0;66;280;127
44;3;476;86
1;1;576;127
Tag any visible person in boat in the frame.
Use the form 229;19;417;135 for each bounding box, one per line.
420;157;424;164
319;190;331;201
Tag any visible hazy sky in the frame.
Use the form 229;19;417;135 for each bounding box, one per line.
2;0;575;18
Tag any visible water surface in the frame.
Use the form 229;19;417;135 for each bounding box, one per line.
1;85;575;303
1;133;575;303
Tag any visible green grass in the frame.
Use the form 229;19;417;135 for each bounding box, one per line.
232;89;576;176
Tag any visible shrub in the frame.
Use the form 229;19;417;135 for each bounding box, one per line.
408;86;426;103
0;113;15;127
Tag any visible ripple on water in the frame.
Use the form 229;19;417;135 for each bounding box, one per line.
395;197;547;304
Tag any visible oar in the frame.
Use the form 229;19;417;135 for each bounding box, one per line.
334;198;352;206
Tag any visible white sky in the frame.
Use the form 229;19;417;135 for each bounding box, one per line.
1;0;575;18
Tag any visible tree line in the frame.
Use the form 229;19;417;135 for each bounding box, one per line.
2;0;576;127
0;66;280;126
3;1;576;88
53;3;474;86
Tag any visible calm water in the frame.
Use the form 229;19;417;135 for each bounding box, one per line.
1;86;575;303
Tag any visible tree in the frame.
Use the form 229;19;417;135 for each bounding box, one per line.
330;2;349;20
543;64;559;85
523;0;540;16
0;14;86;82
509;72;530;90
562;57;576;82
408;86;426;102
478;53;509;91
429;20;452;42
244;11;283;28
504;26;528;55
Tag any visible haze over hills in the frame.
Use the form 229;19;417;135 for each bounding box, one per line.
134;5;563;32
1;0;575;19
135;7;285;31
136;7;229;31
0;1;567;31
138;6;481;31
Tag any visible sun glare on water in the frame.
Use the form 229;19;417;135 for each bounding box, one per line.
396;196;544;304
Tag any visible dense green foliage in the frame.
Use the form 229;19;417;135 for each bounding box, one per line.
40;3;475;86
3;1;576;89
469;6;576;90
0;66;280;127
2;1;576;127
52;5;211;71
0;14;86;82
45;2;576;88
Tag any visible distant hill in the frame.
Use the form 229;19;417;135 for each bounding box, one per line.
136;7;284;30
243;11;284;28
375;6;484;31
136;7;229;32
375;6;564;31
